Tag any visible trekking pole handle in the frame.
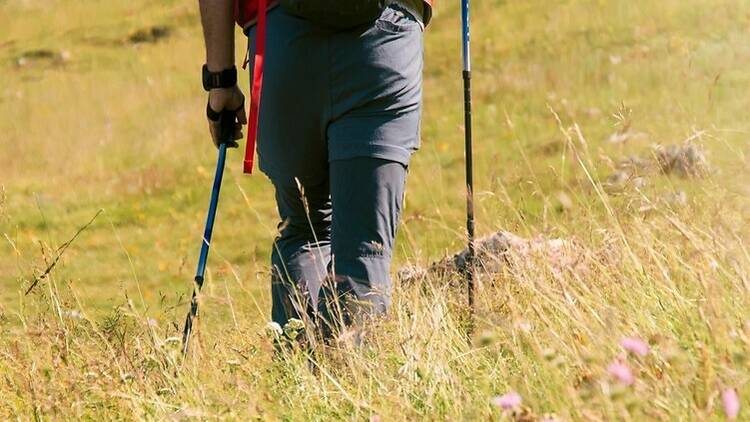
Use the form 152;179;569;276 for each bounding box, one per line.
461;0;471;72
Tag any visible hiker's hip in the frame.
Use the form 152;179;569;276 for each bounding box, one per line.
247;4;423;182
244;3;424;80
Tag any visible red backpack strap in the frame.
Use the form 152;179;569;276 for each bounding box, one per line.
243;0;267;174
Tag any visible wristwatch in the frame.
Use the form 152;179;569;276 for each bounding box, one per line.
202;64;237;91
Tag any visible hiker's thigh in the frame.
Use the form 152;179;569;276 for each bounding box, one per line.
270;175;332;325
327;157;407;315
327;5;424;167
247;8;329;183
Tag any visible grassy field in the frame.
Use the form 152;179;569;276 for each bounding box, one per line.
1;0;750;419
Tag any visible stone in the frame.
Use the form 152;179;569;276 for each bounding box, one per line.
398;231;588;285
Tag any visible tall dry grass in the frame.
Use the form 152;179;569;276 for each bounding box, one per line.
2;0;750;419
2;120;748;421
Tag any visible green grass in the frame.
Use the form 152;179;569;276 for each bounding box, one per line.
1;0;749;419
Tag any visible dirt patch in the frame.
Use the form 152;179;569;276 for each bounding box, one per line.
534;139;564;156
14;49;72;67
127;26;172;45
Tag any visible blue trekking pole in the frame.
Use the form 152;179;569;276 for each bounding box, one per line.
461;0;476;323
182;112;234;355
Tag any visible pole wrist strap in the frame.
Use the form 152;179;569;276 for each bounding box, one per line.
243;0;267;174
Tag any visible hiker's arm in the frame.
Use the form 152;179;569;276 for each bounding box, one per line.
200;0;235;70
199;0;247;147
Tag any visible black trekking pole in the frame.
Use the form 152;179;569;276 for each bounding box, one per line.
182;112;234;356
461;0;476;326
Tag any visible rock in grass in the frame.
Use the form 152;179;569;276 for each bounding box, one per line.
654;143;710;178
605;142;710;193
398;231;587;285
610;143;710;180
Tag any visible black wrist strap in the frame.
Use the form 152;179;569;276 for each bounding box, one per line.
202;65;238;91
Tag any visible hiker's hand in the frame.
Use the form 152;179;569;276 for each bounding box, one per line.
206;85;247;148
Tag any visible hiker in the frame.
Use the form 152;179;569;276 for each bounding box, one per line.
198;0;432;339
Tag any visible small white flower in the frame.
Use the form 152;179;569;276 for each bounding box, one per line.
264;322;283;339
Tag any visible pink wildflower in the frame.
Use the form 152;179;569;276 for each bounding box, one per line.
620;336;649;357
607;362;635;386
491;391;522;410
722;388;740;420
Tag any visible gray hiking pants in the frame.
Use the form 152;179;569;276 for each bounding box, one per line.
246;5;423;333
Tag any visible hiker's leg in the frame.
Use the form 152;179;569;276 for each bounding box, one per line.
315;5;423;336
317;158;407;335
247;8;331;327
269;177;331;327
